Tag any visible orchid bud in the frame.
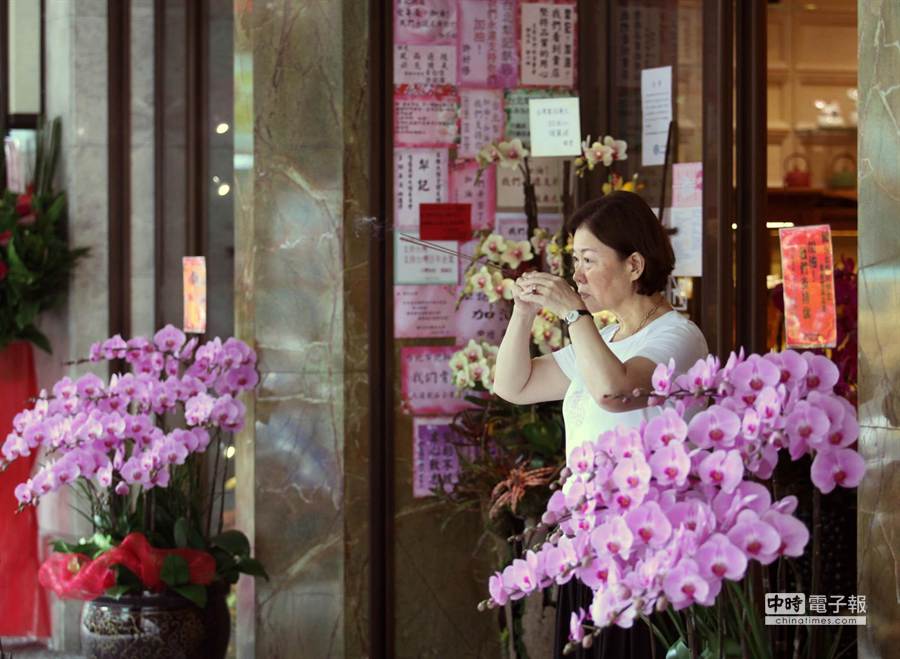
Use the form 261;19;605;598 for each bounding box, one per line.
582;634;594;649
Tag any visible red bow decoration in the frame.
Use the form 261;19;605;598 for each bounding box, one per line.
38;532;216;600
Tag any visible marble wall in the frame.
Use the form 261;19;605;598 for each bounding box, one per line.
857;1;900;656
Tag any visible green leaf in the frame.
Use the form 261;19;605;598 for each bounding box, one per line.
237;557;269;580
51;539;100;556
186;524;206;550
104;584;136;599
174;517;189;548
173;584;207;609
666;640;691;659
210;529;251;558
45;193;66;224
221;569;241;585
20;324;52;353
111;564;144;592
14;298;39;330
160;554;191;587
5;240;34;284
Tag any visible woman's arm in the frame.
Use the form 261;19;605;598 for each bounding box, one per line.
493;301;571;405
519;272;658;411
566;316;657;412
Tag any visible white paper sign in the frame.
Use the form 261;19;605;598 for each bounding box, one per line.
641;66;672;166
528;97;582;157
394;44;458;86
394;230;459;285
667;207;703;277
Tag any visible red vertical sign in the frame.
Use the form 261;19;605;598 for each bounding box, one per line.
779;225;837;348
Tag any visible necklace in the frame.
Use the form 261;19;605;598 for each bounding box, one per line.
617;298;665;341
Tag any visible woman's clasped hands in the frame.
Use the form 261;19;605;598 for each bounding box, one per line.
513;271;585;317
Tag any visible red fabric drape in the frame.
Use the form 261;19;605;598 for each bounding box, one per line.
0;341;50;638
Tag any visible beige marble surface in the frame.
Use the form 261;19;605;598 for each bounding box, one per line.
858;1;900;656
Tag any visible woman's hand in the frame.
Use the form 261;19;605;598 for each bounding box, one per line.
518;272;585;317
511;275;543;316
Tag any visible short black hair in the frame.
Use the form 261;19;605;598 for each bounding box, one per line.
566;191;675;296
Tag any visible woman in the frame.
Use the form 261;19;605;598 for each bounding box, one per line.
493;191;709;658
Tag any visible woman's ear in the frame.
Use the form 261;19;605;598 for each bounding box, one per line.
627;252;646;282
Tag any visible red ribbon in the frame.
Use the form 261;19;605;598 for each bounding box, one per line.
38;532;216;600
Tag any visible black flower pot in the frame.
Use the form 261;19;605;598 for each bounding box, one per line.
80;583;230;659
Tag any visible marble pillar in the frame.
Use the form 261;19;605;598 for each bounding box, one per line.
232;0;370;655
38;0;111;650
232;1;504;655
857;1;900;656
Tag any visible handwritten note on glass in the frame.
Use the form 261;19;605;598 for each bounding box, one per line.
458;0;518;87
401;346;474;415
394;92;460;148
450;161;496;232
395;44;458;86
459;89;504;159
520;3;577;87
395;148;449;229
394;0;457;45
528;96;582;157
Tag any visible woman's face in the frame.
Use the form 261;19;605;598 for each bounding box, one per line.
572;227;640;312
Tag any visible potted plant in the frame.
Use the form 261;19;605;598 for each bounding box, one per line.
1;325;266;658
478;348;863;658
1;117;87;353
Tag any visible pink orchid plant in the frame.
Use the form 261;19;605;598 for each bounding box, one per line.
1;325;266;607
478;349;863;654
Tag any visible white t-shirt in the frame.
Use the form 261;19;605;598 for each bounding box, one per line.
551;310;709;460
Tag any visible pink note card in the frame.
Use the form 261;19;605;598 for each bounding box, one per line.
672;162;703;207
394;0;457;45
459;89;505;159
394;148;449;229
454;292;511;344
495;212;563;242
496;157;563;211
519;2;578;88
395;285;458;339
394;92;460;148
412;416;465;498
458;0;518;88
450;161;496;232
401;346;474;415
394;44;458;86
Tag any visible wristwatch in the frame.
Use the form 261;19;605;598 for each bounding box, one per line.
564;308;591;326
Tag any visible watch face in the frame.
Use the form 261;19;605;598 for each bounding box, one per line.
565;310;579;324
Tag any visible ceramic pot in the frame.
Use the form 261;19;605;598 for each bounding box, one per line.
80;582;230;659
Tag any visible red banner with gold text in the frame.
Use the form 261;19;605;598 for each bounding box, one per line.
779;225;838;349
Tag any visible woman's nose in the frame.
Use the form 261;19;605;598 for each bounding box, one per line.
573;266;586;283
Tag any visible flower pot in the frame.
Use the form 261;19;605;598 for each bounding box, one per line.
80;583;230;659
